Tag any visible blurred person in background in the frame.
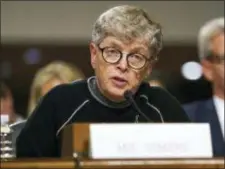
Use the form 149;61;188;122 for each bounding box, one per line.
183;17;224;157
27;60;85;115
9;60;85;154
0;82;24;125
16;5;189;158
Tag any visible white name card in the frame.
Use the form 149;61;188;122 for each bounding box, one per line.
89;123;212;159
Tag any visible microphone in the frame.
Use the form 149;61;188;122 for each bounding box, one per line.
124;90;153;122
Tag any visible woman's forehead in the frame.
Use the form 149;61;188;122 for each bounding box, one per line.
101;36;149;51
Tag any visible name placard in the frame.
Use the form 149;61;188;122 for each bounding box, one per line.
89;123;212;159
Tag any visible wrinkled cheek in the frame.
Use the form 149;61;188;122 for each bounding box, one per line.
220;71;224;86
135;74;141;83
97;65;110;87
219;66;224;80
215;66;224;87
129;73;141;88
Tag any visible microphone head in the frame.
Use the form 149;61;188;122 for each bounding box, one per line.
123;90;133;100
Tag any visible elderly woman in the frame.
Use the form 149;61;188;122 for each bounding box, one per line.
16;5;190;158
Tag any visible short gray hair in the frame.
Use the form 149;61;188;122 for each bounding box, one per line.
198;17;224;60
92;5;163;61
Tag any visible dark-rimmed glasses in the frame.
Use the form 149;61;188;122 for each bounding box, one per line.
206;53;224;65
98;46;151;70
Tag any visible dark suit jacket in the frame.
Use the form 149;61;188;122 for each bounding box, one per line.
183;98;225;157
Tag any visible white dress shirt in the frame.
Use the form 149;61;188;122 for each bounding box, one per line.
213;96;224;139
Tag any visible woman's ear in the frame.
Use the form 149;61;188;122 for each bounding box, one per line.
90;42;97;69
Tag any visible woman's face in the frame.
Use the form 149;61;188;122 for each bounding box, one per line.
40;78;64;96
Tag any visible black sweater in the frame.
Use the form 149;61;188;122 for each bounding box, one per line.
16;77;190;157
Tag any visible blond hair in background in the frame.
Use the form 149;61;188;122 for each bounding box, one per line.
27;60;85;116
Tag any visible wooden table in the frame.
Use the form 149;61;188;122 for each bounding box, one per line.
1;158;224;169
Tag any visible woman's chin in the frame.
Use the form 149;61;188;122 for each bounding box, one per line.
106;88;127;102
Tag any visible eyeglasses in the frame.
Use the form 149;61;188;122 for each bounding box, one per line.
206;54;224;65
98;46;151;70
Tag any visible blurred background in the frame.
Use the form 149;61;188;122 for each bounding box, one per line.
1;1;224;118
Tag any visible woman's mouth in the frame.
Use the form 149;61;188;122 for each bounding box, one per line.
111;77;127;87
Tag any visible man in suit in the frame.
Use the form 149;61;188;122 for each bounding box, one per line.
183;17;224;157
